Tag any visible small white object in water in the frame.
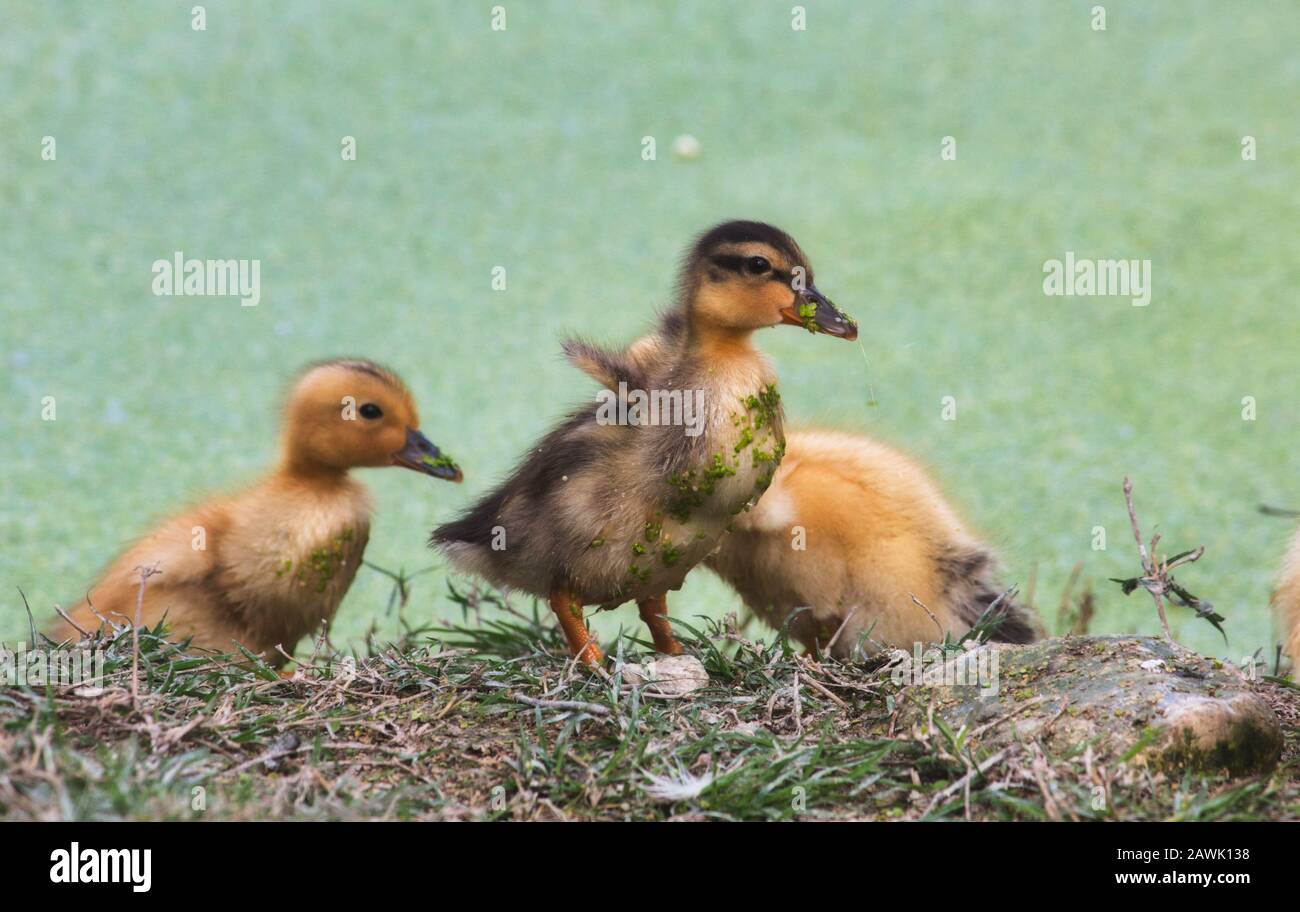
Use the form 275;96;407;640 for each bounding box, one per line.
671;134;701;160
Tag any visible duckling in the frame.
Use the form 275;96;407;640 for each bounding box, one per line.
432;221;857;666
705;428;1042;657
570;334;1041;657
1272;528;1300;677
50;359;462;665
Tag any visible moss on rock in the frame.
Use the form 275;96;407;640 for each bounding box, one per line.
893;635;1282;777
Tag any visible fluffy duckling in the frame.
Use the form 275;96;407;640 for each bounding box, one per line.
571;333;1041;657
1272;529;1300;677
432;221;857;665
51;359;462;665
705;428;1042;658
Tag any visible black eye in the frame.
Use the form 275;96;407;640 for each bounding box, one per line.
359;403;383;420
745;256;771;275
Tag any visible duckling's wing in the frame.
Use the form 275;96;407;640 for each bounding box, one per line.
57;506;227;637
561;336;661;390
625;333;671;375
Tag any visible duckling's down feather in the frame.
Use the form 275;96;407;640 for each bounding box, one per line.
55;477;372;663
433;336;785;606
559;338;648;391
705;428;1042;656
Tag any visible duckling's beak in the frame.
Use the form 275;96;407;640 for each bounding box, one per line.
393;428;463;482
779;285;858;341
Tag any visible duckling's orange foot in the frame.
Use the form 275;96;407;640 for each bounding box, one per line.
637;594;683;656
549;588;605;668
575;638;605;668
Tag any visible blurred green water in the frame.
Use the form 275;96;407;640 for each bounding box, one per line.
2;0;1297;661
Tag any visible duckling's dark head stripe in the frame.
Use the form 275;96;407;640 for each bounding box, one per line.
321;358;382;378
334;359;386;379
706;255;794;287
303;358;406;393
707;254;748;273
691;220;806;268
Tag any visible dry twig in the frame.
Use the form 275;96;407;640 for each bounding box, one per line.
1112;477;1223;643
131;563;163;704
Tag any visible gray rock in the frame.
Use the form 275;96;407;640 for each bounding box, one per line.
893;635;1282;776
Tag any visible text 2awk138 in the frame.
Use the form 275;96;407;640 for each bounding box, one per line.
1181;849;1251;861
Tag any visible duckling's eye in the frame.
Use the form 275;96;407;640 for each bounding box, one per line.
359;403;383;420
745;256;771;275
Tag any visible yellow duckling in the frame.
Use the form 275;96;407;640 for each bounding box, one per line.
572;331;1041;658
1272;528;1300;677
50;359;462;665
706;428;1042;657
432;221;857;665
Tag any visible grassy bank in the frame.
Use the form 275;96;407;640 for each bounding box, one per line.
3;583;1296;822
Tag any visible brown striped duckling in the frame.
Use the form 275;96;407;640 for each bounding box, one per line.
572;332;1041;658
432;220;856;666
51;359;461;665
